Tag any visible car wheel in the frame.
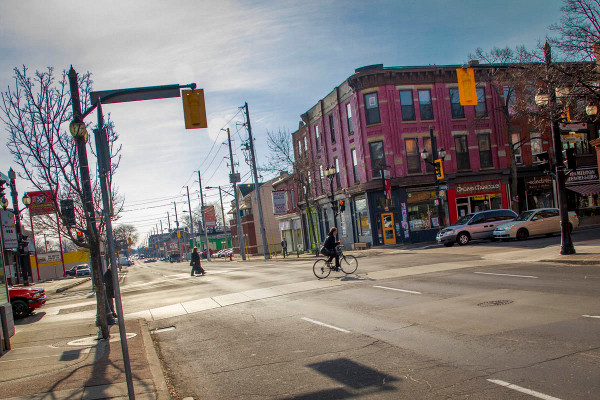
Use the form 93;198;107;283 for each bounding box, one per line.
12;299;30;319
443;242;454;247
516;228;529;241
457;232;470;246
490;237;499;242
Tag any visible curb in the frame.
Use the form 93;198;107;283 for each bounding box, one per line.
139;319;170;400
540;259;600;266
55;277;91;293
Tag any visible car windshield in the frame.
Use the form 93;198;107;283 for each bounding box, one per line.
515;211;536;221
453;214;474;226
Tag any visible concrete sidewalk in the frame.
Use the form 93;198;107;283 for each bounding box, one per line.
0;319;168;400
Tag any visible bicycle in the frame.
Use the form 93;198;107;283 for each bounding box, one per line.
313;245;358;279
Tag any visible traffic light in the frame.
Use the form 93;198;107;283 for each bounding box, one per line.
0;177;6;199
60;199;76;227
563;148;577;170
339;200;346;213
181;89;207;129
433;159;444;180
456;67;478;106
76;231;85;243
536;152;552;173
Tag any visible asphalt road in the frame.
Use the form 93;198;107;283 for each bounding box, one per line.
120;228;600;400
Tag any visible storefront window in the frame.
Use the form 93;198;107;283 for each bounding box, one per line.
407;190;439;230
354;196;370;237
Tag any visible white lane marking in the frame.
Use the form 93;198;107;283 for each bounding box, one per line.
582;315;600;319
373;285;421;294
487;379;562;400
301;317;350;333
474;272;538;279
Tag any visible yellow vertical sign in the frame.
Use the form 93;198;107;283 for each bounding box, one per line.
182;89;208;129
456;68;478;106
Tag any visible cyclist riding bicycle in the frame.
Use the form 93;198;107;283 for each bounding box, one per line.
321;227;341;271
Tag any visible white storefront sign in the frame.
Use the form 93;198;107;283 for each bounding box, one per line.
272;191;287;215
0;210;18;249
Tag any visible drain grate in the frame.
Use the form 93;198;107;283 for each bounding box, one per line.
478;300;513;307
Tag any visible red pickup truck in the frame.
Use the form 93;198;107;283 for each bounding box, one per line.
8;286;46;319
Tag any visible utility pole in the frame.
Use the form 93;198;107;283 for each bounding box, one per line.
226;128;246;260
186;186;194;248
174;201;181;259
197;171;211;261
167;211;171;231
243;102;269;259
217;187;229;249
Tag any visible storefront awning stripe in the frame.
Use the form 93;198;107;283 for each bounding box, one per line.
567;183;600;196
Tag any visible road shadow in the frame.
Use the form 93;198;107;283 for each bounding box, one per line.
338;274;375;282
15;311;46;325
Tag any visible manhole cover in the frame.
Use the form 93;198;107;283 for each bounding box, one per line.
478;300;513;307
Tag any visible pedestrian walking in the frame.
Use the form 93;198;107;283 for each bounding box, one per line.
281;238;288;258
103;266;117;318
190;247;205;276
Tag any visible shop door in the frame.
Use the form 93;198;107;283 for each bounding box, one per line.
381;213;395;245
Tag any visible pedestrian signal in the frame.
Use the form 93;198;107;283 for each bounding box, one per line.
181;89;207;129
339;200;346;213
434;159;444;180
536;152;552;173
563;148;577;170
456;68;478;106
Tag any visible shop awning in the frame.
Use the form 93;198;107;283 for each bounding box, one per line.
567;183;600;196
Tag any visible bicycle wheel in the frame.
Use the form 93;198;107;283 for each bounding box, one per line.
340;255;358;274
313;259;331;279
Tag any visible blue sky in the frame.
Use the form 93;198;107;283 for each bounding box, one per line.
0;0;565;243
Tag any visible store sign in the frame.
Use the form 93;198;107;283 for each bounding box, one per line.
278;220;290;231
0;210;18;249
455;180;501;195
272;191;287;215
37;252;62;264
566;167;599;185
204;205;217;227
26;190;56;216
525;176;553;191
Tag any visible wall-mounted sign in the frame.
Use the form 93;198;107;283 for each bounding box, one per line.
455;180;501;196
272;191;287;215
205;205;217;227
525;176;553;191
26;190;55;216
566;167;599;185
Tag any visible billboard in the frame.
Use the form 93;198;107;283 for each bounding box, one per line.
27;190;56;216
205;205;217;227
272;191;287;215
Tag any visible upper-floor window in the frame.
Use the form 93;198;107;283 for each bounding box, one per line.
405;138;421;173
315;125;321;151
303;136;308;155
418;89;434;120
369;141;385;178
478;133;492;168
319;165;325;192
351;148;359;184
530;133;542;156
334;157;340;187
329;114;336;144
298;140;302;158
449;88;465;119
364;92;381;125
504;87;516;110
475;87;487;117
423;137;433;173
454;136;470;170
346;103;354;134
512;133;523;164
399;90;415;121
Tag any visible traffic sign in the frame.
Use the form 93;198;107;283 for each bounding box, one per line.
559;122;588;131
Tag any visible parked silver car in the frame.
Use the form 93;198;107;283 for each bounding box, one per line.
493;208;579;240
436;209;518;246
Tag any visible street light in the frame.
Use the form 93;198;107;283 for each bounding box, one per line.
323;165;338;232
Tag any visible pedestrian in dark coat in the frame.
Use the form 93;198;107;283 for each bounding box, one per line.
103;267;117;317
191;247;205;276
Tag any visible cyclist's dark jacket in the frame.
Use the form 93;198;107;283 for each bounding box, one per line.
323;234;337;251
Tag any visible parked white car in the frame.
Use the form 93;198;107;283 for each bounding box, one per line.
493;208;579;240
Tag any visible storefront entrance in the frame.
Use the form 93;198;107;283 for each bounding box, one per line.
381;213;395;245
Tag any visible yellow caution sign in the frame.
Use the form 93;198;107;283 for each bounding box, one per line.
456;68;478;106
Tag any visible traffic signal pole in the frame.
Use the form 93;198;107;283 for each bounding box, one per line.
197;171;211;261
227;128;246;260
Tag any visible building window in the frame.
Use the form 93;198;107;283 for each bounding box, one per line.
315;125;321;152
423;137;433;173
334;157;340;187
475;87;487;117
364;92;381;125
346;103;354;134
454;136;470;170
530;133;542;156
303;136;308;155
329;114;336;144
351;148;359;184
319;165;325;193
512;133;523;164
369;141;385;178
478;133;493;168
399;90;415;121
449;88;465;119
405;138;421;173
418;89;434;120
298;140;302;158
